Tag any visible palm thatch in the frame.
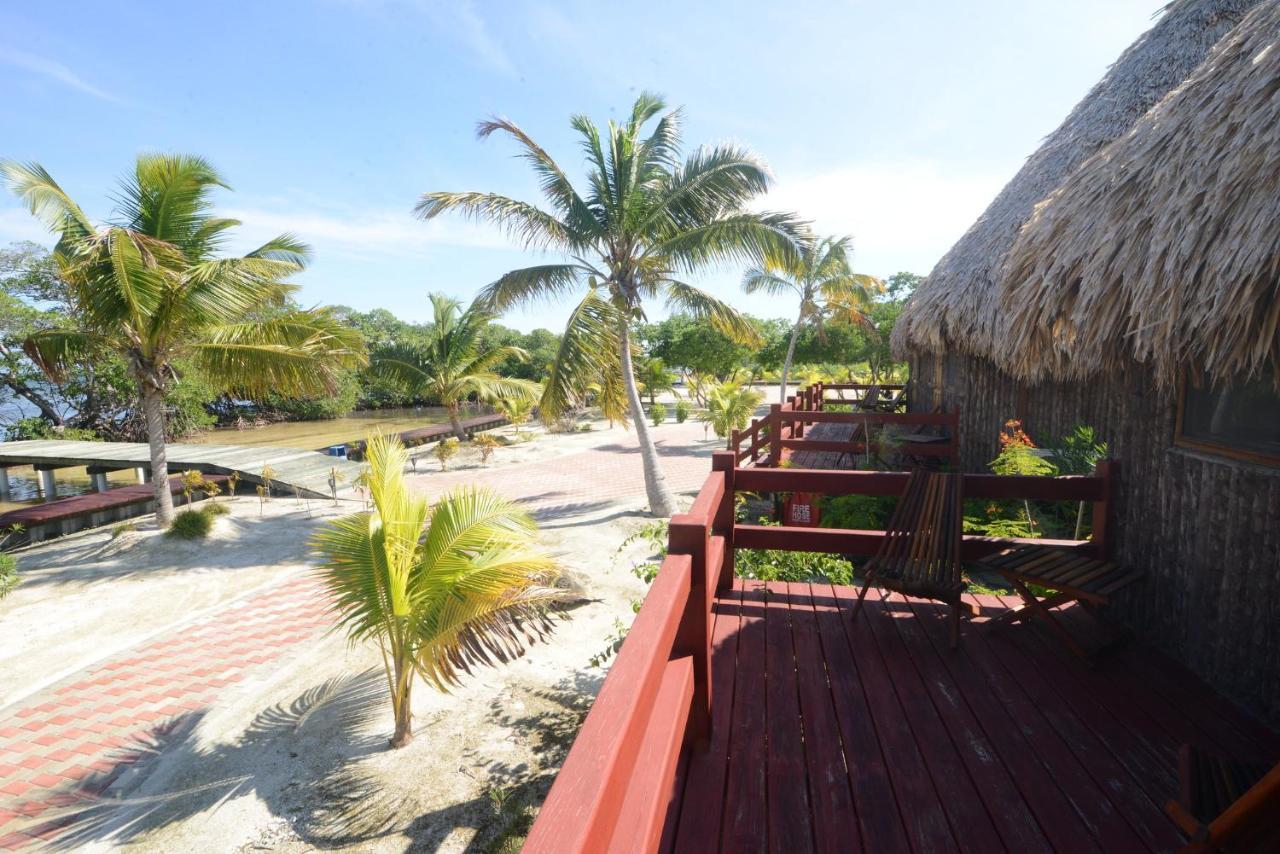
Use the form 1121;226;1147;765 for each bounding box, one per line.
893;0;1262;359
996;0;1280;387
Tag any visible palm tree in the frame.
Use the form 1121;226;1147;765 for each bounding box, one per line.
311;433;560;748
1;154;365;526
415;93;801;517
637;356;677;406
371;294;539;439
743;235;881;402
700;381;764;443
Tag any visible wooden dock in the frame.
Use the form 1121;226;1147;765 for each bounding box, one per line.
0;440;364;499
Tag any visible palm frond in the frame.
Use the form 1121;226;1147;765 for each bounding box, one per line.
540;288;626;424
413;191;571;251
475;263;591;313
741;266;799;297
663;280;761;346
23;329;102;382
654;210;807;273
121;154;226;247
0;160;96;244
475;116;600;235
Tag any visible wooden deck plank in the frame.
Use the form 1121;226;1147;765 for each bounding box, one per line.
785;582;860;854
900;593;1104;854
721;579;769;852
974;602;1183;852
763;581;816;852
955;594;1152;851
1053;600;1280;759
672;584;743;854
856;590;1007;854
877;592;1053;853
828;583;957;853
808;583;910;853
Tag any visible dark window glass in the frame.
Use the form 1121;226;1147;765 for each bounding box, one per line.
1179;369;1280;463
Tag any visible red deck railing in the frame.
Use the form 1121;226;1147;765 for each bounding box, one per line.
730;382;957;467
524;448;1118;852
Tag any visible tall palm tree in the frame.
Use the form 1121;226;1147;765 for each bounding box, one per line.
743;235;881;402
415;92;801;517
371;294;539;439
1;154;365;526
311;433;560;748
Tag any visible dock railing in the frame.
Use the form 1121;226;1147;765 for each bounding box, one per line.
524;449;1118;852
729;382;957;468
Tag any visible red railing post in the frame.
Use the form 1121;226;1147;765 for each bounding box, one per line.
669;510;711;744
816;381;824;411
711;451;736;591
768;403;782;467
730;428;741;457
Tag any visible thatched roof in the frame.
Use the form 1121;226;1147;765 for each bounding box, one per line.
893;0;1262;360
996;0;1280;386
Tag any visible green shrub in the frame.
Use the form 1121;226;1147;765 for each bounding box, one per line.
674;400;691;423
202;502;230;517
168;509;213;539
649;403;667;426
820;493;896;530
435;437;460;471
735;548;853;585
111;522;137;539
0;554;19;599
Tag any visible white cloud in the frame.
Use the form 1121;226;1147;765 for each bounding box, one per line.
222;203;515;263
0;48;126;104
0;206;55;247
763;159;1009;276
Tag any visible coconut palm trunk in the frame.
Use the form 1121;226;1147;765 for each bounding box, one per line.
779;309;804;403
447;403;467;440
389;645;414;747
139;381;175;525
619;320;676;517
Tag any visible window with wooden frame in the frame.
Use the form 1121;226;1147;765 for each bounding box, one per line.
1175;368;1280;466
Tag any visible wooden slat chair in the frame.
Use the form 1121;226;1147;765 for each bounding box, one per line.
978;544;1143;660
1165;745;1280;852
852;469;969;647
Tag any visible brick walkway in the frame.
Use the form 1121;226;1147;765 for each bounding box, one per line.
0;424;717;849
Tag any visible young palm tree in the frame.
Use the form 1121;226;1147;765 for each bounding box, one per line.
415;93;801;517
637;356;677;406
311;433;560;748
371;294;539;439
743;235;881;402
700;381;764;443
1;154;365;526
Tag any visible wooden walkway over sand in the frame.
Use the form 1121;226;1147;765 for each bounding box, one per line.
0;440;363;499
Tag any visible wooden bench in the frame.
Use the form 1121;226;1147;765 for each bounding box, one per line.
1165;745;1280;852
978;543;1143;659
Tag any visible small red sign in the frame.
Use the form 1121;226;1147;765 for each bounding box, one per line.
785;492;821;527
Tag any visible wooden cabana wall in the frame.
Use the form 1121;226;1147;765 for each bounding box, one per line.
910;352;1280;727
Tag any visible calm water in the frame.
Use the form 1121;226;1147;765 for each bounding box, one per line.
0;407;465;513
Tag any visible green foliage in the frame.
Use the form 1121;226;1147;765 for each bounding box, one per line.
735;548;853;585
649;402;667;426
110;522;137;539
819;493;896;530
674;399;691;423
640;315;784;378
636;357;676;405
259;369;361;420
5;417;97;442
203;501;230;517
473;432;500;465
309;433;560;746
435;437;460;470
1048;425;1108;475
0;553;18;599
700;381;763;438
168;508;214;539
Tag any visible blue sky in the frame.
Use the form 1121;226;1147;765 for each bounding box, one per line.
0;0;1163;331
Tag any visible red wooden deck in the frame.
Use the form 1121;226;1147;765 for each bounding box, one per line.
0;474;227;526
667;580;1280;854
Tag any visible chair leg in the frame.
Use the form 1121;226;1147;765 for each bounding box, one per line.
851;572;876;623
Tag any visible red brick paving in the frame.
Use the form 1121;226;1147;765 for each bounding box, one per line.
0;422;716;849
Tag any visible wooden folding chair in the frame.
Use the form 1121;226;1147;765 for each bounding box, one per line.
852;469;969;647
1165;745;1280;852
979;544;1143;659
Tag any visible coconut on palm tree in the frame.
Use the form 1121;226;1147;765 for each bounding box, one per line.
415;92;801;517
1;154;365;526
371;294;539;439
311;433;560;748
743;235;881;402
